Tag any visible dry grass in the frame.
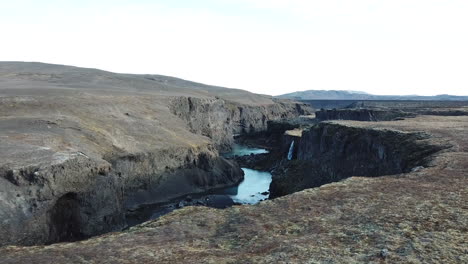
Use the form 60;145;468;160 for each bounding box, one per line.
1;115;467;263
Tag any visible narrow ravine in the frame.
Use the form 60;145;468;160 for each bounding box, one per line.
125;144;272;227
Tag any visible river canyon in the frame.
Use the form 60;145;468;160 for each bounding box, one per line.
0;62;467;263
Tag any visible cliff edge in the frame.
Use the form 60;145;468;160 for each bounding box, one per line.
1;114;466;263
0;62;310;246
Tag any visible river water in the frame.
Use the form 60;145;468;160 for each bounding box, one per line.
126;144;272;226
219;144;272;204
223;143;269;158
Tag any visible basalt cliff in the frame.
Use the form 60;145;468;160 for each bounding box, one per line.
0;62;311;246
269;122;444;198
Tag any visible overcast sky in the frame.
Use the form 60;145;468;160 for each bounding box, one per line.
1;0;467;96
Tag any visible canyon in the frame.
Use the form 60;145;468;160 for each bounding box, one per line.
2;114;466;263
0;62;310;246
0;62;467;263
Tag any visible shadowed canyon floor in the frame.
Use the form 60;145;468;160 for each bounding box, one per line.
1;115;467;263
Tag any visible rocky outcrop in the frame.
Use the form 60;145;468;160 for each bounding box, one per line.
315;108;414;121
0;153;121;246
270;122;444;197
169;97;311;150
0;144;243;246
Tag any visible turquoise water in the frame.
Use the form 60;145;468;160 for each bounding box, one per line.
127;144;272;226
221;168;272;204
223;143;269;158
219;144;272;204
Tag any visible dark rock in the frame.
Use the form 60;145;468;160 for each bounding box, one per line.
169;97;312;150
203;195;235;209
270;122;444;198
195;200;206;206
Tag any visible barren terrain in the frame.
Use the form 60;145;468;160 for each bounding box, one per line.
1;115;466;263
0;62;309;246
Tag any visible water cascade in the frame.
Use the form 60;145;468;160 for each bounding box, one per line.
287;140;295;160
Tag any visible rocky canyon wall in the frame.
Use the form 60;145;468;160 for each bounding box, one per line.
270;123;444;197
0;144;243;246
169;97;311;150
0;96;308;247
0;62;312;247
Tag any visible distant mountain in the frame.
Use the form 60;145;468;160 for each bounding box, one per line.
277;90;468;101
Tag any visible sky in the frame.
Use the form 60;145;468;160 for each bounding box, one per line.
1;0;467;96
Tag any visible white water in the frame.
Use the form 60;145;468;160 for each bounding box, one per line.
287;140;295;160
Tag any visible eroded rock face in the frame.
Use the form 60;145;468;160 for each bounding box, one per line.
0;62;309;246
0;153;121;246
112;146;244;210
269;122;444;197
169;97;311;150
0;145;243;246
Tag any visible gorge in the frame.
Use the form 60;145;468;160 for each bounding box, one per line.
0;62;311;246
0;62;467;263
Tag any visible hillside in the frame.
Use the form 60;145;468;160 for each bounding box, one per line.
0;62;311;246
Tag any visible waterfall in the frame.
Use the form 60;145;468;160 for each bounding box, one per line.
287;140;295;160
